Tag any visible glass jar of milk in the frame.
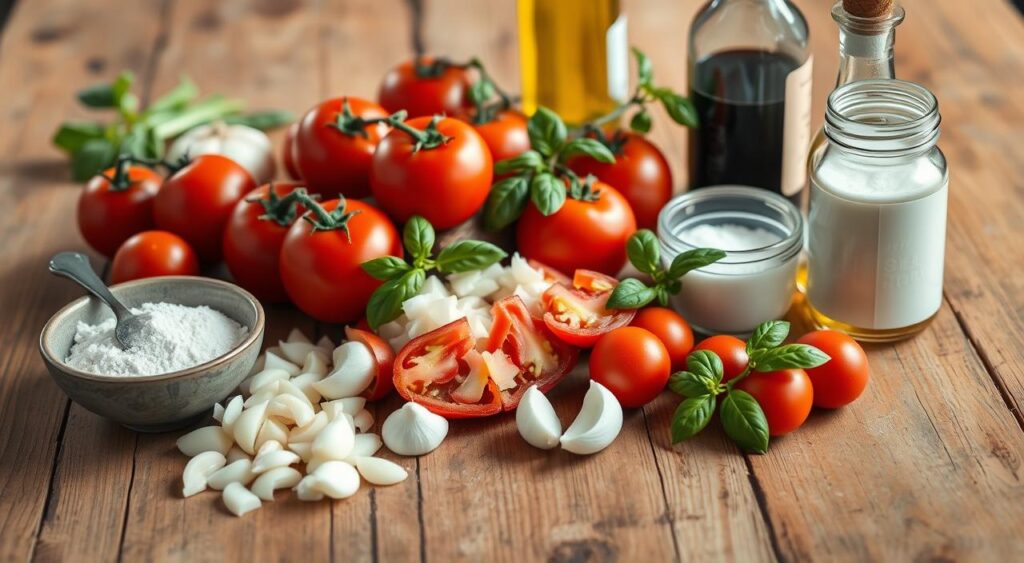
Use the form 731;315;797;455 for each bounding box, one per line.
807;79;947;342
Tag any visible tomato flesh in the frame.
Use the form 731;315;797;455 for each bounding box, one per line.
346;326;396;402
541;269;635;348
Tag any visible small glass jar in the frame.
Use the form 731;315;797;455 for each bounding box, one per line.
806;79;947;342
658;186;804;336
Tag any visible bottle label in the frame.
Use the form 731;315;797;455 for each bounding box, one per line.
606;15;629;103
780;56;813;197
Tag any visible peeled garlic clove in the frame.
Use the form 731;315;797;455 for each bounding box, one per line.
291;372;324;404
182;451;226;497
264;351;300;376
312;418;355;460
267;394;315;427
305;456;327;474
316;334;335;357
233;401;269;455
226;446;250;464
251;466;302;501
294;475;325;501
315;341;376;400
312;461;360;499
559;381;623;455
516;385;562;450
221;395;244;434
207;459;255;490
301;350;329;377
289;411;328;443
244;382;280;407
382;402;448;456
354;456;408;485
279;341;319;365
222;482;261;516
248;368;291;394
321;397;366;420
289;442;313;463
286;328;312;344
350;433;383;458
177;426;233;457
257;440;283;456
353;409;374;433
212;402;225;422
251;449;300;474
255;418;289;451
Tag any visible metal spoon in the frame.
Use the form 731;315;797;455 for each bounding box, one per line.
48;251;149;350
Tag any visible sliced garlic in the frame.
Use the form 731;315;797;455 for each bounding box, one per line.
222;482;261;516
381;402;448;456
311;461;360;499
251;449;300;474
301;350;329;377
516;385;562;450
207;459;255;490
312;418;355;460
354;457;408;485
248;368;291;394
286;328;312;344
321;397;366;420
294;475;324;501
353;409;374;433
288;411;328;443
255;418;289;451
289;442;313;463
350;433;383;459
267;394;315;427
177;426;233;457
212;402;224;423
264;351;300;376
251;466;302;501
226;446;250;464
182;451;226;497
221;395;244;434
233;401;269;455
559;381;623;455
314;341;375;399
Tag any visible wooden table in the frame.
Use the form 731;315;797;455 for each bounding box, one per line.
2;0;1022;561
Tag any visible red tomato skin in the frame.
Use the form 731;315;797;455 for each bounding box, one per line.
796;330;870;408
78;166;162;258
541;270;635;348
630;307;694;372
154;154;255;263
279;199;401;324
516;182;637;276
346;326;396;402
282;122;301;179
735;369;814;436
377;57;473;119
370;116;493;230
293;97;388;199
694;335;750;382
109;230;200;284
472;110;530;165
590;326;671;408
569;133;672;230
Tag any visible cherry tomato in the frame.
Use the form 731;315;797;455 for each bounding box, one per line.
517;181;636;276
282;122;301;179
279;198;401;324
292;96;388;199
222;182;307;303
590;326;671;408
541;269;635;348
346;326;396;401
569;133;672;230
694;335;749;382
377;57;473;118
471;110;530;165
796;330;869;408
630;307;694;372
154;154;255;263
77;163;162;258
110;230;200;284
370;116;492;230
735;369;814;436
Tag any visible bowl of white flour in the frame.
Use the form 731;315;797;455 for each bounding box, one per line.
40;276;265;432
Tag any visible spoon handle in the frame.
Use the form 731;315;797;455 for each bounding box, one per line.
48;252;132;319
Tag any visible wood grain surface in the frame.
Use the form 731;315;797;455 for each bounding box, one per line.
0;0;1021;561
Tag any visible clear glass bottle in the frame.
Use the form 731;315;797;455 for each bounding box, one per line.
806;79;947;342
687;0;813;206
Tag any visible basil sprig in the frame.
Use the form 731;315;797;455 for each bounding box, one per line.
668;320;830;454
605;230;725;309
362;216;507;329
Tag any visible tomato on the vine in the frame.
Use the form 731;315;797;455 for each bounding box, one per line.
282;122;300;179
630;307;694;372
471;110;530;166
517;181;636;276
110;230;200;284
377;57;473;119
796;330;869;408
346;326;396;402
590;326;671;407
541;269;635;348
77;161;162;258
735;369;814;436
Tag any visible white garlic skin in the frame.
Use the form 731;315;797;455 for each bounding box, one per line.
382;402;448;456
515;385;562;450
559;381;623;455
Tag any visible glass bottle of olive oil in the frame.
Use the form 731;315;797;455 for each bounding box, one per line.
517;0;628;125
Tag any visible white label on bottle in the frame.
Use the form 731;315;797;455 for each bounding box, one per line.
606;15;629;103
780;56;813;197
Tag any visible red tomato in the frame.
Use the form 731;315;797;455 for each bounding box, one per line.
346;326;396;401
279;198;402;323
516;181;636;276
569;133;672;229
472;110;530;165
590;326;671;407
110;230;200;284
377;57;473;118
292;97;388;199
735;369;814;436
541;269;635;348
370;116;493;229
282;122;301;179
154;154;255;263
222;182;307;303
630;307;694;372
77;164;162;258
796;330;869;408
694;335;749;382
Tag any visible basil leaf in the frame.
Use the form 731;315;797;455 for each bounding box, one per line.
629;110;652;134
605;278;657;310
527;107;567;158
494;150;543;175
667;247;726;280
436;240;508;274
483;176;530;231
223;109;294;131
668;370;715;398
685;350;724;384
147;76;198;114
120;126;149;161
530;172;566;216
750;344;830;372
403;216;435;261
361;256;411;280
71;138;116;181
660;92;698;128
720;390;770;454
366;268;425;329
746;320;791;354
112;72;134;106
52;122;106;154
670;395;716;444
560;138;615;164
626;229;661;275
633;47;654;86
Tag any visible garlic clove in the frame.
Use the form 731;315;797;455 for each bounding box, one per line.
311;461;361;499
305;456;327;474
349;433;383;459
212;402;225;423
286;328;312;344
221;395;244;434
226;446;250;464
354;456;408;485
267;394;315;427
207;459;256;490
312;417;355;460
244;382;281;407
314;341;376;399
289;411;328;444
289;442;313;463
294;475;325;501
353;409;375;433
222;482;261;516
301;350;329;377
381;402;448;456
264;351;300;376
248;368;291;395
233;401;269;455
279;341;320;366
321;397;366;420
316;334;335;357
559;381;623;455
291;372;324;404
255;418;289;451
276;379;315;408
257;440;283;456
177;426;233;457
251;449;300;474
182;451;226;497
251;467;302;501
516;385;562;450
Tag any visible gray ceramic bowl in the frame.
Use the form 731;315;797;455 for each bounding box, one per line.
39;276;265;432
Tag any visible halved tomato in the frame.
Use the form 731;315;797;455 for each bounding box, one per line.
345;326;396;402
540;269;636;348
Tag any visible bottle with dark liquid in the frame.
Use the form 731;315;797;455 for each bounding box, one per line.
687;0;812;205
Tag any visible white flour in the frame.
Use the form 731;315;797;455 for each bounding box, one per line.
65;302;248;376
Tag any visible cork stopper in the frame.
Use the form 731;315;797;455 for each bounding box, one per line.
843;0;894;18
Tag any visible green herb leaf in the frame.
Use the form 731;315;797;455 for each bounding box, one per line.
111;72;134;105
560;138;615;164
686;350;724;384
626;229;661;275
223;109;295;130
403;216;435;262
436;240;508;274
483;176;530;231
633;47;654;86
629;110;652;134
660;92;698;128
668;370;716;398
667;248;726;279
494;150;543;175
670;395;716;444
746;320;791;354
605;278;657;309
77;73;133;109
530;172;566;216
147;76;198;114
52;122;106;154
749;344;830;372
720;390;770;454
366;268;426;329
468;78;496;105
527;107;567;158
361;256;411;280
120;126;150;161
71;138;116;181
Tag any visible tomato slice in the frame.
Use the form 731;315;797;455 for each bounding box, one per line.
540;269;636;348
528;258;572;286
345;326;396;401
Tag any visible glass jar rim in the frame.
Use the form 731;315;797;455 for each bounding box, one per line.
825;79;940;156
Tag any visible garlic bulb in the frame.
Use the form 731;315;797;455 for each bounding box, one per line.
167;122;274;184
559;381;623;455
381;402;448;456
516;385;562;450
